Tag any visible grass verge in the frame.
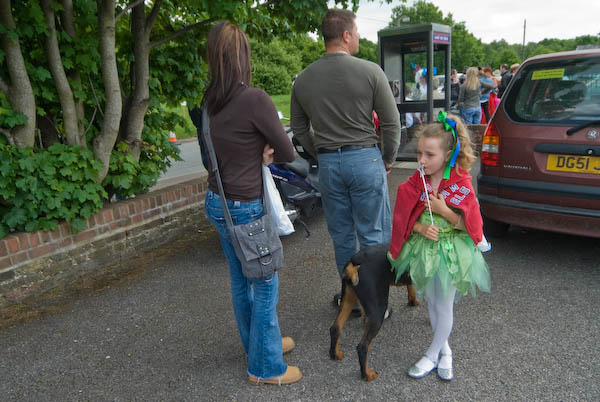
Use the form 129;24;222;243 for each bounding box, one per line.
271;93;291;125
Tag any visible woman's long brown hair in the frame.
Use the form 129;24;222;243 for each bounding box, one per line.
203;21;251;115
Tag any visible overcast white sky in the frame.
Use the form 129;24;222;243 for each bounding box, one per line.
349;0;600;45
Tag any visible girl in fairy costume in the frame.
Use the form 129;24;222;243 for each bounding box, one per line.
388;111;491;381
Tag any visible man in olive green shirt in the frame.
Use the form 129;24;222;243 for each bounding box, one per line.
291;9;400;315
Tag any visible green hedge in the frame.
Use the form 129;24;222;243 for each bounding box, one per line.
250;38;302;95
0;144;107;238
0;128;180;239
102;129;181;200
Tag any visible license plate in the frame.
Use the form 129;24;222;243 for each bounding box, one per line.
546;154;600;174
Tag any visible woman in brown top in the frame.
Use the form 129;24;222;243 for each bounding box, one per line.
201;21;300;385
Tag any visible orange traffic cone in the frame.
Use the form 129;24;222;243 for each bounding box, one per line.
169;131;179;144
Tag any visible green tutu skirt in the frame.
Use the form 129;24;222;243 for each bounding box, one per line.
388;211;491;298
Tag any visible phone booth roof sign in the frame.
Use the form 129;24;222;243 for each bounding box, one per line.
378;23;451;54
433;32;450;44
378;23;452;40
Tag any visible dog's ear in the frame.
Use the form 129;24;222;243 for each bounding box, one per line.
343;263;360;286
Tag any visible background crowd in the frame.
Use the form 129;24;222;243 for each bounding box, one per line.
399;62;521;129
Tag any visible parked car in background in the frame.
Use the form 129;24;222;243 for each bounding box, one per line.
477;49;600;238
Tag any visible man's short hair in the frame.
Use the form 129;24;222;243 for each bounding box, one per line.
510;63;520;72
322;9;356;44
501;64;508;70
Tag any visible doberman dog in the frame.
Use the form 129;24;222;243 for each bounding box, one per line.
329;243;418;382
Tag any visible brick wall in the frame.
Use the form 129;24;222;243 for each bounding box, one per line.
0;178;208;307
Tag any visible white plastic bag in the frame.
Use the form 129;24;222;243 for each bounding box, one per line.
262;166;295;236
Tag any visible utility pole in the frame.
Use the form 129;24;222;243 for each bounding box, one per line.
521;19;526;61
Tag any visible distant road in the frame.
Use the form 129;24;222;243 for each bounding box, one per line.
152;139;206;191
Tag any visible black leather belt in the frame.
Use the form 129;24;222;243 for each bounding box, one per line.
317;144;376;154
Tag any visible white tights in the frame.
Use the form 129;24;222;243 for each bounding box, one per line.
424;274;456;362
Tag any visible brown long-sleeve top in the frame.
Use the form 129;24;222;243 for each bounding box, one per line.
207;86;294;201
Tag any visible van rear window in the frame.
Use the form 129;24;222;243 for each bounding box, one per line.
504;56;600;124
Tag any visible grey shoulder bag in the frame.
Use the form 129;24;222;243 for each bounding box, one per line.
201;108;283;279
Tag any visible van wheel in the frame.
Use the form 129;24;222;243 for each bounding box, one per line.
483;216;509;237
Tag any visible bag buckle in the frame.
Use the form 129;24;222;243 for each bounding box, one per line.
257;245;273;265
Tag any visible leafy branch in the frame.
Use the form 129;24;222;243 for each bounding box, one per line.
149;19;216;50
116;0;145;22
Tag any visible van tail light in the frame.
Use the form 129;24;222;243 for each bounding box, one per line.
481;120;500;166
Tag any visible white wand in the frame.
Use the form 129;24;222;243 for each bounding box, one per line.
418;164;435;226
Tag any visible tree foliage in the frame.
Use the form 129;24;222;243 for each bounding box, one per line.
356;38;378;63
482;35;600;67
251;38;302;95
289;34;325;69
450;22;485;72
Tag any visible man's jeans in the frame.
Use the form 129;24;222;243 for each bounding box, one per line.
204;190;286;379
317;146;392;278
460;106;481;125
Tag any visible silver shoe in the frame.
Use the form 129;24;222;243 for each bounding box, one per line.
437;353;453;381
408;356;437;379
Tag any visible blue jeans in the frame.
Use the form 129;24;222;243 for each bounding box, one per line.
460;107;481;125
204;190;286;379
317;146;392;277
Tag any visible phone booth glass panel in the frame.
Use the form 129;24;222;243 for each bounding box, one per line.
378;24;451;160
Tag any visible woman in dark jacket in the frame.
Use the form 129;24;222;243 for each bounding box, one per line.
202;21;300;385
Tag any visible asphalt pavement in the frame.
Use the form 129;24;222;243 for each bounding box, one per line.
1;160;599;401
151;139;206;191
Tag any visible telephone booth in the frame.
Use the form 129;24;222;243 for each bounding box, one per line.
378;23;451;160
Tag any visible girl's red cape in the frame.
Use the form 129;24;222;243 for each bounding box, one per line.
388;167;483;260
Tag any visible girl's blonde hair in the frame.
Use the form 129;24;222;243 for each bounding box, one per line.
465;67;481;91
416;114;477;173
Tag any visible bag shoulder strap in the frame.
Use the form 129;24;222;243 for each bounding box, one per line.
201;108;235;231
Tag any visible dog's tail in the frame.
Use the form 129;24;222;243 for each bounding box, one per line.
342;262;360;286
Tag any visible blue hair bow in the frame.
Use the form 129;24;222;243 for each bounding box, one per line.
437;110;460;179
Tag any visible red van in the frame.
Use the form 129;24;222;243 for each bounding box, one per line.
477;49;600;238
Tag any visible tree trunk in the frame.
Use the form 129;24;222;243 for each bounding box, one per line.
0;0;36;148
40;0;82;148
93;0;122;183
61;0;86;147
123;3;152;161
